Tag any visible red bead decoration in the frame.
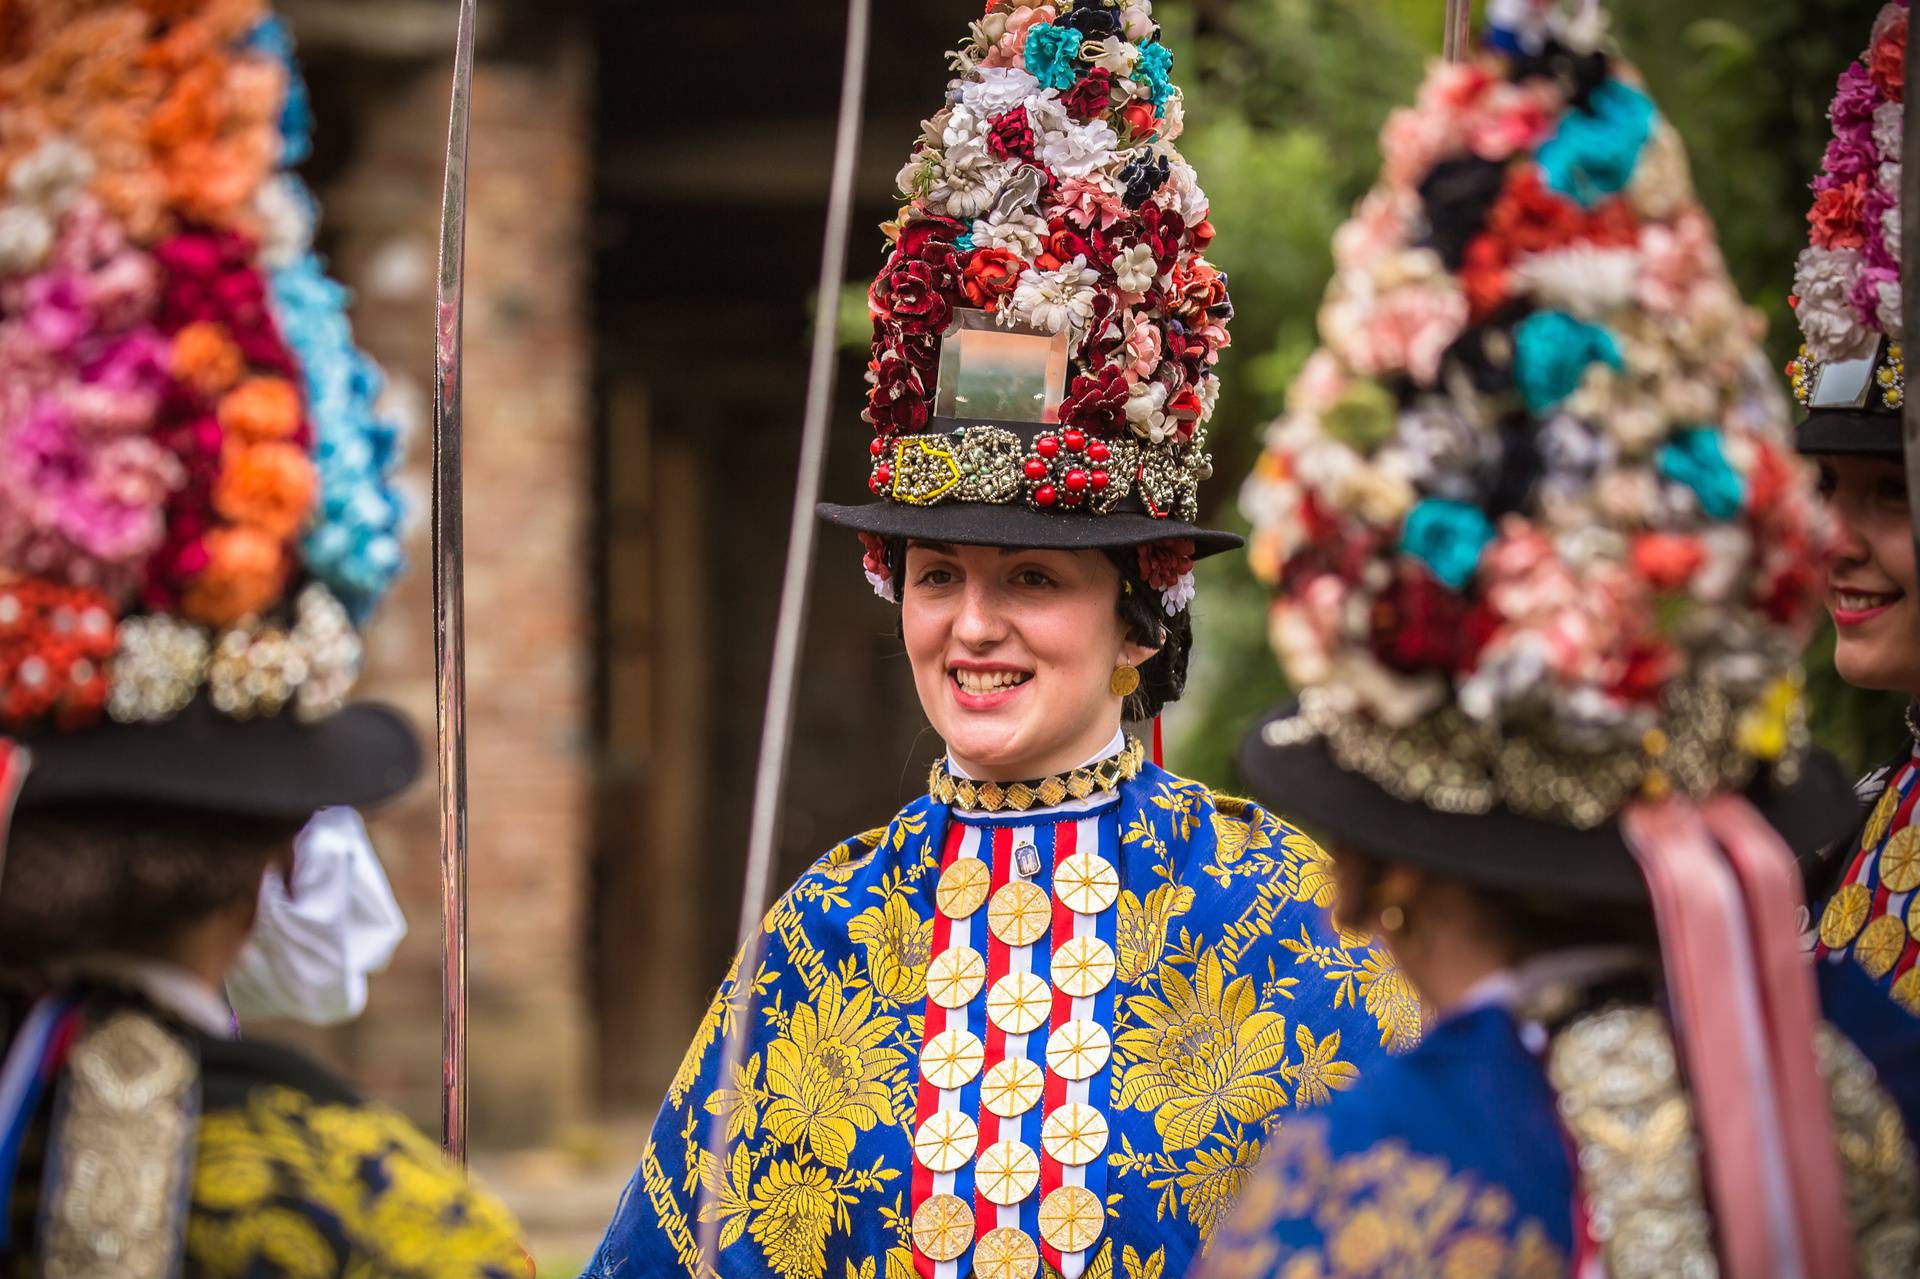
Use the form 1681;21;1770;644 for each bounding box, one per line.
1036;435;1061;459
1024;458;1049;481
1090;470;1110;491
1064;469;1089;493
0;581;117;731
1059;487;1084;507
870;438;885;457
1062;429;1086;452
1087;440;1111;463
1034;484;1058;507
870;463;893;493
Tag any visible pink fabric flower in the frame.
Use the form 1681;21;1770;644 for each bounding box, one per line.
1122;310;1161;381
982;3;1056;68
1051;178;1127;232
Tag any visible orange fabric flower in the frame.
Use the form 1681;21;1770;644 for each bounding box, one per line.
961;247;1025;310
213;441;316;541
172;321;244;398
182;524;286;626
218;376;302;441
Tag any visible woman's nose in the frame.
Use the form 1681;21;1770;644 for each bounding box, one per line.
1823;497;1870;567
952;581;1006;647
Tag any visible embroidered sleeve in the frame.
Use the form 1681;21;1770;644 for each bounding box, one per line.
584;808;941;1278
188;1086;529;1279
1193;1118;1565;1279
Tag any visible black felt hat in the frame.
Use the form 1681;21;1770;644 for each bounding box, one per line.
1239;702;1860;904
817;494;1241;557
1795;407;1903;459
16;698;421;820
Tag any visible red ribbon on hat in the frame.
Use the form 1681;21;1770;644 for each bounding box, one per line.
0;739;28;891
1620;795;1852;1279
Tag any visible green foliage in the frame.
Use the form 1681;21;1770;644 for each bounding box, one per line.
1171;0;1909;785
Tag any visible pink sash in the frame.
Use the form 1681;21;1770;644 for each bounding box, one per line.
0;740;26;888
1621;796;1852;1279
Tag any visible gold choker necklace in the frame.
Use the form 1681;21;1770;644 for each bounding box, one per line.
929;737;1145;813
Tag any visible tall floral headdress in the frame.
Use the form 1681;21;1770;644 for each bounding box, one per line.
0;1;406;735
1787;0;1909;447
820;0;1240;617
1240;0;1825;829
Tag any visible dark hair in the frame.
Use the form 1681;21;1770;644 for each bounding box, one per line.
0;803;303;969
883;538;1192;720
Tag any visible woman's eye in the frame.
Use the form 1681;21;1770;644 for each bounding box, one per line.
916;568;956;587
1878;478;1910;508
1816;465;1838;498
1014;569;1055;588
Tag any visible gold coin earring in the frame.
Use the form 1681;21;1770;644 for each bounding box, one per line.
1109;664;1141;698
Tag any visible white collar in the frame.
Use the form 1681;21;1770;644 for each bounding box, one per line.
63;953;235;1038
944;728;1131;819
1451;945;1648;1024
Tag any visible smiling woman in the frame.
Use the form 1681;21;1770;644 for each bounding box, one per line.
581;5;1410;1277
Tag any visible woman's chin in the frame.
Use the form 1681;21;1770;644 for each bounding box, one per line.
1834;629;1920;695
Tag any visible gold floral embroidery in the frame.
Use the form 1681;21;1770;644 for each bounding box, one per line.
1117;883;1196;983
1192;1121;1565;1279
763;986;905;1167
1116;950;1294;1149
187;1087;526;1279
847;895;935;1006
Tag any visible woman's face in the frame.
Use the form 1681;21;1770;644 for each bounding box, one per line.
1817;454;1920;695
902;542;1157;780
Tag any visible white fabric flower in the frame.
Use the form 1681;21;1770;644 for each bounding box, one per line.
1112;242;1157;295
974;211;1049;261
1509;246;1640;318
1082;37;1140;76
1040;117;1121;180
0;205;54;275
8;137;93;211
1158;155;1209;225
1159;93;1187;143
1120;4;1156;41
1874;101;1903;160
930;139;1015;219
1792;246;1875;362
1880;158;1902;198
866;566;897;603
255;175;316;269
941;105;990;150
1158;570;1195;616
1885;202;1903;264
1125;379;1170;440
1012;257;1100;335
962;66;1041;118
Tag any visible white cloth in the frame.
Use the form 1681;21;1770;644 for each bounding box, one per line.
65;953;235;1038
227;807;406;1026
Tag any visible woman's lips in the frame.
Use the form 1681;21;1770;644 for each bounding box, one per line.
1830;588;1904;628
949;667;1032;711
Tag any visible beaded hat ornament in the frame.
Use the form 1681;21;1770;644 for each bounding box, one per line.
1240;0;1828;831
1786;0;1908;459
820;0;1238;616
0;0;407;737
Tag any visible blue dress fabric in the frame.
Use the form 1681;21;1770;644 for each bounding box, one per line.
1814;740;1920;1014
1193;958;1920;1279
583;763;1414;1279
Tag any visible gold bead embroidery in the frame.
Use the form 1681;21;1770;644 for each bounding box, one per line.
1038;1185;1104;1254
913;1193;975;1262
928;737;1145;813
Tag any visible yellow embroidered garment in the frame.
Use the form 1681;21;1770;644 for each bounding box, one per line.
2;1004;530;1279
584;764;1415;1279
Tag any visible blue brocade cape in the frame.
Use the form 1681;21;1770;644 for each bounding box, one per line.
584;763;1415;1279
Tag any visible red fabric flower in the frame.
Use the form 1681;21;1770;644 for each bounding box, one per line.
1061;365;1130;435
1608;641;1678;706
1630;533;1705;591
1459;235;1510;319
1870;12;1907;99
1137;206;1187;269
1138;539;1196;589
1063;69;1113;122
988;106;1038;162
1367;563;1492;673
1809;176;1870;251
1169;261;1227;321
962;247;1026;311
871;259;954;335
0;580;117;731
867;353;931;435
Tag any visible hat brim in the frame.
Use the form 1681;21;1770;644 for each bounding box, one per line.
817;501;1243;557
17;701;422;819
1238;701;1860;904
1796;408;1903;459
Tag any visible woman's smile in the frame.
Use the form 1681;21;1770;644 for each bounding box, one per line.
948;662;1034;710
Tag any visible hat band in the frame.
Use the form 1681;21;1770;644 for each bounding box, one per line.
1789;337;1905;415
1277;675;1809;831
869;421;1208;522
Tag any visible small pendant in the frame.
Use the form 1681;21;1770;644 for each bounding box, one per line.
1013;841;1042;879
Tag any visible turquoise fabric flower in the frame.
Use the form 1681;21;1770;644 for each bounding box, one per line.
1657;428;1745;521
271;249;407;620
1135;41;1175;110
1024;23;1084;92
246;16;313;165
955;232;975;252
1401;499;1496;591
1536;79;1656;208
1513;310;1623;413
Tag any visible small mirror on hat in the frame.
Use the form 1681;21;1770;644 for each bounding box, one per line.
934;309;1071;425
1808;339;1885;410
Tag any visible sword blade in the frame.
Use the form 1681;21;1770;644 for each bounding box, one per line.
433;0;477;1166
1905;5;1920;579
694;0;873;1263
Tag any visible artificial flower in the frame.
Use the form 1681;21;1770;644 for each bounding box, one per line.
1023;22;1083;92
1513;310;1624;412
1655;427;1745;522
1399;498;1494;591
1011;256;1099;335
1536;78;1656;208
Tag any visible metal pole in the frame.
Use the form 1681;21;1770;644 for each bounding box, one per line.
694;0;873;1262
1904;2;1920;580
433;0;477;1165
1443;0;1472;61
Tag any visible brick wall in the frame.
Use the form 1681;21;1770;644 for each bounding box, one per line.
257;29;593;1148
